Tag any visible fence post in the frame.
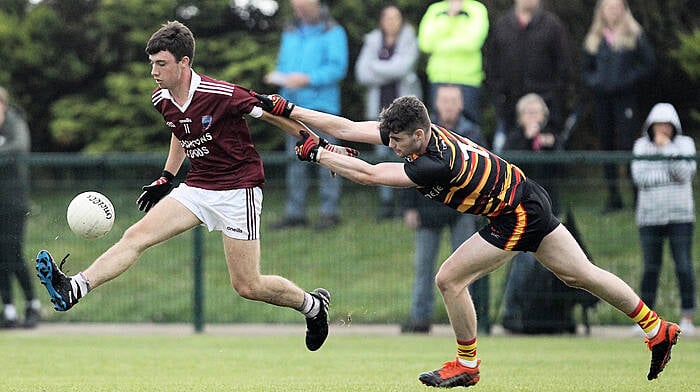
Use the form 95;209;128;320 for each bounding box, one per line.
193;225;204;333
472;275;490;334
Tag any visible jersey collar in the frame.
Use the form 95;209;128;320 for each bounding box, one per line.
161;69;202;113
405;125;443;162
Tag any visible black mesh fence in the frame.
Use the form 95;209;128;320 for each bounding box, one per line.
3;152;697;330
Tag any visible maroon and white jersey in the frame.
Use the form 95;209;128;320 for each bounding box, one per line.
151;71;264;190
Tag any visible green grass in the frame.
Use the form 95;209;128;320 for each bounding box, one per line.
22;174;700;326
2;332;699;391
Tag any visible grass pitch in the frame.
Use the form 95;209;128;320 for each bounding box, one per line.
2;329;699;391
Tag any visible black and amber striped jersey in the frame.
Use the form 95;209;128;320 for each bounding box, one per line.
403;125;526;217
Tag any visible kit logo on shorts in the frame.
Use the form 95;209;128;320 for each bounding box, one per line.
488;226;504;240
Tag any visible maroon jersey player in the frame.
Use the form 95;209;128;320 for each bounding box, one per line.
35;21;351;352
151;75;265;191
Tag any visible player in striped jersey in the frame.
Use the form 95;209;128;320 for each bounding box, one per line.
35;21;360;352
257;93;681;386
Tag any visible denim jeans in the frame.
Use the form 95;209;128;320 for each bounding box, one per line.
639;222;696;313
410;214;481;323
283;132;342;219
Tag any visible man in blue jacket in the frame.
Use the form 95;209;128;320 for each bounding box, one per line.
265;0;348;231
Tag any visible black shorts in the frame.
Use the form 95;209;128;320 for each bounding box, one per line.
478;179;560;252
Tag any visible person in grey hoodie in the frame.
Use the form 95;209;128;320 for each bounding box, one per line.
631;102;696;336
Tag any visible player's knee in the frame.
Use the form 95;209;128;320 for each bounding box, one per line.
119;226;151;253
231;280;259;300
554;270;592;289
435;266;479;293
435;270;458;293
233;283;255;300
434;270;446;290
558;274;581;288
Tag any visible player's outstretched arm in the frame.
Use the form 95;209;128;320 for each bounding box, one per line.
258;111;358;158
319;153;412;187
291;106;382;145
295;131;414;188
259;110;319;141
254;92;382;145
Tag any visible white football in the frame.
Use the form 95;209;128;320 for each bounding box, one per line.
66;191;115;239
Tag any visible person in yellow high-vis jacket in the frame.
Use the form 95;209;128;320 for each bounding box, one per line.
418;0;489;129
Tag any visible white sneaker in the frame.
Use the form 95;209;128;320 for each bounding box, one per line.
679;318;695;336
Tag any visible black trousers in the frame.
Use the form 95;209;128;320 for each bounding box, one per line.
592;92;640;205
0;209;34;305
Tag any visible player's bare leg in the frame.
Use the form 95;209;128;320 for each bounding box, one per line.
419;234;514;387
222;237;304;307
223;236;330;350
534;224;681;380
84;197;200;289
37;197;199;311
534;224;641;315
436;234;515;340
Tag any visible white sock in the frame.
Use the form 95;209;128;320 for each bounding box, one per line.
29;299;41;310
298;292;320;318
72;272;91;298
646;322;661;339
3;304;18;320
458;358;478;368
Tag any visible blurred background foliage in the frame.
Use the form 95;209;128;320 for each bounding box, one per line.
0;0;698;153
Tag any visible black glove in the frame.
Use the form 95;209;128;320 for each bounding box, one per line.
137;170;174;212
295;131;322;162
253;92;295;117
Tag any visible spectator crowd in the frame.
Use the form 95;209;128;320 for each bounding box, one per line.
3;0;693;337
255;0;692;335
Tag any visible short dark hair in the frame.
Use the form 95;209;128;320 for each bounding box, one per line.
379;96;431;141
145;21;195;63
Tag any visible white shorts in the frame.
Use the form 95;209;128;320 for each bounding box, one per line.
168;183;262;240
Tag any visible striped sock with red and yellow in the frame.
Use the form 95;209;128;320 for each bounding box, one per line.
628;300;661;338
456;338;478;368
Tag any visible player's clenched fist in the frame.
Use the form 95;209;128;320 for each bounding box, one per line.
295;131;322;162
137;170;174;212
295;131;360;163
253;92;295;117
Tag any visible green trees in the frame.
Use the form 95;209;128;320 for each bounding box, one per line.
0;0;698;152
0;0;280;151
673;29;700;123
